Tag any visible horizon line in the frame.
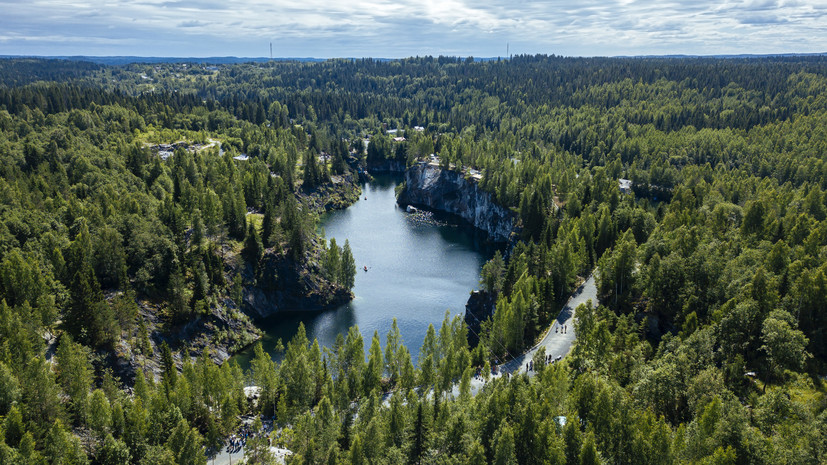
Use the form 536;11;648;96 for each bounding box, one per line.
2;51;827;62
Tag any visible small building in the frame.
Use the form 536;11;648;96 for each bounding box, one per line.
393;136;406;142
467;168;483;180
619;178;633;194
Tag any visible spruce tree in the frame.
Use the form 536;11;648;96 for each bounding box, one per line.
243;223;264;270
325;238;341;283
340;239;356;290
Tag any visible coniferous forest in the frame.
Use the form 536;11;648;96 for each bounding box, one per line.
0;55;826;464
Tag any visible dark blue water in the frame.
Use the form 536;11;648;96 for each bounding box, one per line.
234;174;497;367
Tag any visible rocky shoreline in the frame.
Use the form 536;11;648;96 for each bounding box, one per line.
396;161;517;242
240;235;353;320
396;161;519;345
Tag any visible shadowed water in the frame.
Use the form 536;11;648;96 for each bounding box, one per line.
233;174;498;368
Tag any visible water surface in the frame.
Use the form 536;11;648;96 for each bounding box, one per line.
234;174;497;367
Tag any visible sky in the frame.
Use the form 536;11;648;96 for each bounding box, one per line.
0;0;826;58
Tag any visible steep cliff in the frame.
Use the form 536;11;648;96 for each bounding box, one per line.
397;162;517;242
465;290;495;346
241;239;352;319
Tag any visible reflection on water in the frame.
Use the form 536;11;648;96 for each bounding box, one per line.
233;174;498;368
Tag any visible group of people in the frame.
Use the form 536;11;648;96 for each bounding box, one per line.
525;353;562;372
470;322;572;381
225;417;275;455
473;363;496;381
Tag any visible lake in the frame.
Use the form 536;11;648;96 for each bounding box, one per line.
233;174;498;367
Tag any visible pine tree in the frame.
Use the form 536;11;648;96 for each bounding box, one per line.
245;417;277;464
227;190;247;240
44;419;89;465
384;319;401;385
3;404;24;447
161;341;177;390
339;239;356;290
262;202;278;248
55;335;93;423
167;261;190;323
243;223;264;270
493;420;517;465
409;403;426;465
66;263;107;346
167;418;206;465
363;331;383;396
324;238;341;283
88;389;111;437
0;362;20;416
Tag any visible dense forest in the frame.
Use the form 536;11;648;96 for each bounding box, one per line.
0;55;826;464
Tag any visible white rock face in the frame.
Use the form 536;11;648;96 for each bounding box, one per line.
398;163;516;242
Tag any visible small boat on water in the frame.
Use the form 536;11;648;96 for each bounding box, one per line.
363;266;368;272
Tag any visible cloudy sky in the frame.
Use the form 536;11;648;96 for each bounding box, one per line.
1;0;825;58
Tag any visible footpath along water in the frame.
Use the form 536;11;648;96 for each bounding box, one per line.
234;174;500;367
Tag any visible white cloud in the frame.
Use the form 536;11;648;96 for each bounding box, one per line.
0;0;824;56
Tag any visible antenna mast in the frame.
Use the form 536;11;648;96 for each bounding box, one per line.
270;42;273;60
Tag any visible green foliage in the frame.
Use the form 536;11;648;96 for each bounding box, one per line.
88;389;112;437
97;433;131;465
322;237;356;291
242;222;263;270
0;362;20;416
245;417;277;464
4;404;24;447
339;239;356;290
2;54;827;465
55;335;93;422
480;250;505;294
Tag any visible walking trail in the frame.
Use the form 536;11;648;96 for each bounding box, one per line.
455;273;598;396
503;273;597;374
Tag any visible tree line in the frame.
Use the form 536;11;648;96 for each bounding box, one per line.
0;55;826;464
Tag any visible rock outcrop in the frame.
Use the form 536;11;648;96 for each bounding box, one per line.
397;162;516;242
242;241;352;320
300;173;362;213
465;290;495;346
104;293;261;384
